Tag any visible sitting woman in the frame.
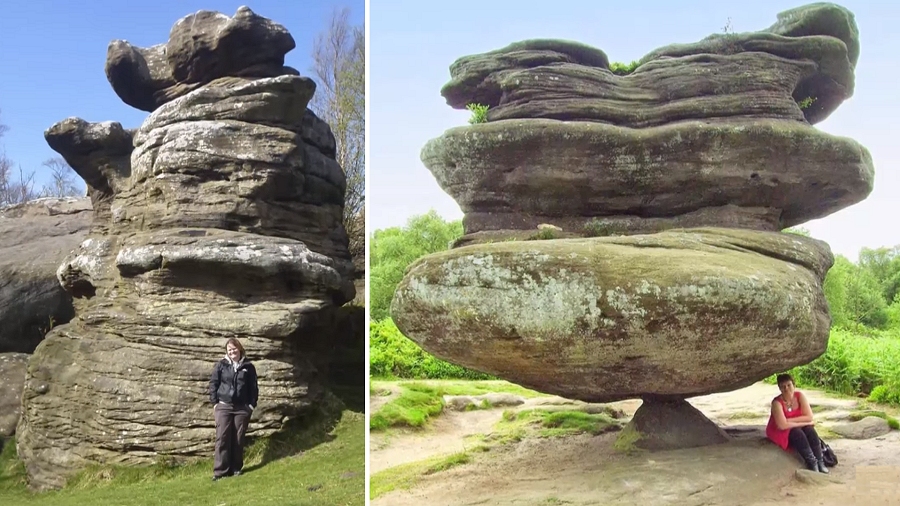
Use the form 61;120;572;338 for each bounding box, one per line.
765;373;828;473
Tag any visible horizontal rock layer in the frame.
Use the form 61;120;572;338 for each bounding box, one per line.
442;4;858;125
422;119;873;237
23;29;354;488
391;228;833;402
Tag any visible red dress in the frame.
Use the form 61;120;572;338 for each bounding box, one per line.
766;391;804;450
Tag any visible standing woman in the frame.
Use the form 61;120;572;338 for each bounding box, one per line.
766;373;828;473
209;338;259;481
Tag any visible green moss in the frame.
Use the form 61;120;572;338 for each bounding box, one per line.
527;229;557;241
613;423;645;454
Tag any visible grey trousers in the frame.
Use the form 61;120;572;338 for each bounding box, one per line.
213;402;251;477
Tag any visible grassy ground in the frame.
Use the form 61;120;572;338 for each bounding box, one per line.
369;380;546;431
0;396;364;506
370;451;476;500
370;406;621;500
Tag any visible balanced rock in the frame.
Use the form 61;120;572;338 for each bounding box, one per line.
18;8;354;490
394;3;872;452
393;229;832;402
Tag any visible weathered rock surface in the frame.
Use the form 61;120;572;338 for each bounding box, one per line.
0;198;91;353
444;393;525;411
44;119;133;234
423;119;873;239
619;397;731;451
392;228;832;403
18;8;355;490
831;416;893;439
106;6;297;112
425;4;871;244
442;4;857;125
0;353;29;436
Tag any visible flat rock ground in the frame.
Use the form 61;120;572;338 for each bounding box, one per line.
370;382;900;506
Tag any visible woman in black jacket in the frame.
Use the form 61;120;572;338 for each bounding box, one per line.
208;338;259;481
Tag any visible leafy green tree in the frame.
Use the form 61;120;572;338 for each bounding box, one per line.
857;246;900;304
783;226;811;237
824;255;889;330
369;211;463;320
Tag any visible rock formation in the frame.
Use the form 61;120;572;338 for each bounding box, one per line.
392;3;873;451
0;352;29;436
17;7;355;490
0;198;91;353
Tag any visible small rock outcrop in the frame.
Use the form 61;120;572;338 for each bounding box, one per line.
17;7;354;490
392;3;873;451
0;198;92;353
832;416;893;439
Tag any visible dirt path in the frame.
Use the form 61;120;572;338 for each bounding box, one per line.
371;382;900;506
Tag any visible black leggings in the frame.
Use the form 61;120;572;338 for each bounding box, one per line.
788;425;823;459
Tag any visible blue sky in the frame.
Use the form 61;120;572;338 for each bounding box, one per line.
370;0;900;260
0;0;363;192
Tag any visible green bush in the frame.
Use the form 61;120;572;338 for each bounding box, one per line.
609;60;640;75
466;103;489;124
775;328;900;406
370;318;494;380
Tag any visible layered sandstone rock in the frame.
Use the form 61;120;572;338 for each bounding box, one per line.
425;4;871;246
393;3;872;451
0;353;29;436
17;7;354;490
0;198;91;353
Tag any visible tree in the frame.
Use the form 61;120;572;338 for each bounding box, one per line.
784;226;811;237
0;110;38;206
310;8;365;263
369;211;464;320
40;157;83;198
1;111;83;206
857;246;900;304
824;255;889;330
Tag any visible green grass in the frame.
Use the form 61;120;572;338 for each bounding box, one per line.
848;410;900;430
477;409;621;447
370;451;473;500
369;386;445;431
0;401;364;506
369;380;548;431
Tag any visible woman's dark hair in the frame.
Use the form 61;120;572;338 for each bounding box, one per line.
776;373;794;386
225;338;245;359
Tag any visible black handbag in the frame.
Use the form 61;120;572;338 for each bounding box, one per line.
820;439;838;467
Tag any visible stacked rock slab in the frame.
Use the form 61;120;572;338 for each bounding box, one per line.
17;7;354;490
392;3;873;451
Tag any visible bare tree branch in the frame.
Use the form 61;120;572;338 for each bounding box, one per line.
310;8;366;263
40;157;83;198
1;111;80;206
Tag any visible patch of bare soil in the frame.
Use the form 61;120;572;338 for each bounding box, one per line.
370;409;500;473
371;382;900;506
